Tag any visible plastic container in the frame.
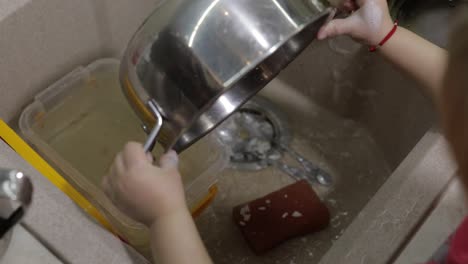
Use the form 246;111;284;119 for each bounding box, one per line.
19;59;228;258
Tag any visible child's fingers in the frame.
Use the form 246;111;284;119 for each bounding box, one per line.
159;150;179;170
121;142;150;168
342;0;358;11
101;173;117;202
146;153;155;163
317;18;355;40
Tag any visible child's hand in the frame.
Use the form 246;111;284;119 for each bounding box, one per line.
318;0;394;45
102;142;187;226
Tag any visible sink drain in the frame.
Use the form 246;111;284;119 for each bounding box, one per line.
217;97;290;171
217;96;332;186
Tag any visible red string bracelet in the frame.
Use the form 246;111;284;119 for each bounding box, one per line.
369;21;398;52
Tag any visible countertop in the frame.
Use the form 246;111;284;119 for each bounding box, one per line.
0;225;62;264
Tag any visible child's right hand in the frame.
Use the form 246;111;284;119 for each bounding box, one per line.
102;142;187;227
104;143;214;263
318;0;394;45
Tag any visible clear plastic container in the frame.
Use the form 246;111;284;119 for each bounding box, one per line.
19;59;228;258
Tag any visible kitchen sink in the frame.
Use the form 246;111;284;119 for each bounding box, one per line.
195;2;458;261
0;0;460;263
193;3;455;263
195;35;439;263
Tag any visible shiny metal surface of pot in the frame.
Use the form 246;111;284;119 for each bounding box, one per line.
120;0;333;152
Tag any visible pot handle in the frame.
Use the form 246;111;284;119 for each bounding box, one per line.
143;100;164;153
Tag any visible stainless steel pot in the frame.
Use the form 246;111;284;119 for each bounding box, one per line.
120;0;334;152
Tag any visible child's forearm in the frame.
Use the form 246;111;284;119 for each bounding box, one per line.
379;26;449;103
150;209;213;264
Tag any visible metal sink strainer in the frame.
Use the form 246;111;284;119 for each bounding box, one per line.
217;97;332;186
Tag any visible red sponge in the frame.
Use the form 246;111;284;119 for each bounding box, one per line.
232;180;330;255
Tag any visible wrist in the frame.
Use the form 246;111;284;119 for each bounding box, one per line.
149;207;192;229
370;17;395;45
369;20;398;52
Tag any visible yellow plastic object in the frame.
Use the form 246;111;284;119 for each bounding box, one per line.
191;185;218;218
0;119;115;233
